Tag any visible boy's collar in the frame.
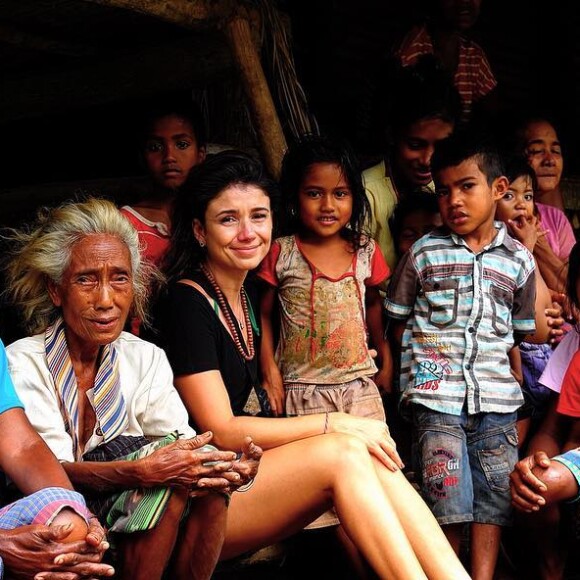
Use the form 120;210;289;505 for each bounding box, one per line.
445;221;515;252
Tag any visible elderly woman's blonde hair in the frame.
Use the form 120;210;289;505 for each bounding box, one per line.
4;197;159;334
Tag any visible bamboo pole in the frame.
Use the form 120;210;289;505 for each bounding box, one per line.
224;12;287;178
83;0;231;27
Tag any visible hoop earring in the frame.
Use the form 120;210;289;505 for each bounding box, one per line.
198;239;206;248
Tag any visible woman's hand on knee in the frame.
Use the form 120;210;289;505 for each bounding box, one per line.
326;414;404;472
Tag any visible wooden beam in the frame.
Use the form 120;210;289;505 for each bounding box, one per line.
224;12;287;178
0;35;231;124
0;23;95;56
83;0;236;28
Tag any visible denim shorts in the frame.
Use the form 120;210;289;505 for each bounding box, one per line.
412;405;518;526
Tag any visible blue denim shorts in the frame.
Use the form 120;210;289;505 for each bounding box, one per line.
412;405;518;526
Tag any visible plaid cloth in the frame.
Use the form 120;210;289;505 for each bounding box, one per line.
83;432;179;533
0;487;89;579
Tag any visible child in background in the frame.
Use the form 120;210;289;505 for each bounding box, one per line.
495;157;565;446
120;99;207;335
259;135;392;421
386;130;549;580
391;191;442;259
120;99;207;269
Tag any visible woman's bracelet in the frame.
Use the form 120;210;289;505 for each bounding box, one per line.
323;412;329;434
236;477;255;492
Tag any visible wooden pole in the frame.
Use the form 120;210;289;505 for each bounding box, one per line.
224;13;287;178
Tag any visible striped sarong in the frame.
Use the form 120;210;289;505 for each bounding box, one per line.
83;432;179;533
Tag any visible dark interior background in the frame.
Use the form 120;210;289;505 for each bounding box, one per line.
0;0;579;200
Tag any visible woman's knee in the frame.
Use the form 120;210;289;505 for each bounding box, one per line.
316;432;372;472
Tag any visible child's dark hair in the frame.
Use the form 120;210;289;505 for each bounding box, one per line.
280;135;370;249
431;129;504;187
502;155;539;217
390;192;440;246
138;97;207;150
503;155;538;190
163;150;279;283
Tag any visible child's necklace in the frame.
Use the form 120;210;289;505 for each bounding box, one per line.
200;263;254;361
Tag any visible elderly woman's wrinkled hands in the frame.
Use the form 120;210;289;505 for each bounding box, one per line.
327;413;404;472
230;436;262;492
509;451;550;512
141;431;243;493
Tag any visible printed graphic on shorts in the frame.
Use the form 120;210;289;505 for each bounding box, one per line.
414;335;452;391
422;448;460;499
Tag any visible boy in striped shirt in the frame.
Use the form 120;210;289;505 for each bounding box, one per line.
386;130;539;580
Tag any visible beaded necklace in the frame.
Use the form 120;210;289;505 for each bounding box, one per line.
200;263;255;361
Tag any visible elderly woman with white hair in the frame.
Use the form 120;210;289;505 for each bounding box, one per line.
3;198;262;580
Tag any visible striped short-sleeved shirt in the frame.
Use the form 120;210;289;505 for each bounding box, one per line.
396;24;497;124
385;223;536;416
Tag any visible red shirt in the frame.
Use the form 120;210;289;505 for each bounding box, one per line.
557;350;580;417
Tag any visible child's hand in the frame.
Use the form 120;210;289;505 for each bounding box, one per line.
261;364;286;417
507;216;539;252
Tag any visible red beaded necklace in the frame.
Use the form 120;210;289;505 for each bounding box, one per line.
200;263;255;361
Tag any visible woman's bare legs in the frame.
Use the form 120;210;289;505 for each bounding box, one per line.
372;458;470;580
225;433;467;579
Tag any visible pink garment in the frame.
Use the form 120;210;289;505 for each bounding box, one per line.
536;202;576;260
395;24;497;123
539;330;579;393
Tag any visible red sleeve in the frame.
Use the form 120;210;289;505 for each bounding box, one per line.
365;242;390;287
557;351;580;417
256;240;281;287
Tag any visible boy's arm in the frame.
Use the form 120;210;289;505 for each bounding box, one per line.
523;264;552;344
259;284;285;416
386;318;408;356
508;346;523;386
366;286;393;393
